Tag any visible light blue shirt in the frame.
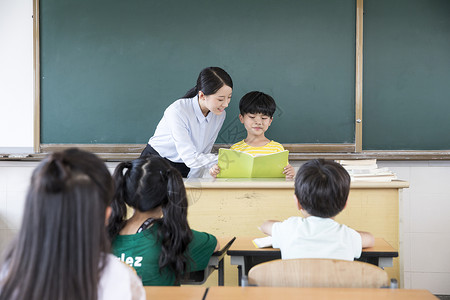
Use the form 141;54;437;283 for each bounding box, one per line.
149;96;226;178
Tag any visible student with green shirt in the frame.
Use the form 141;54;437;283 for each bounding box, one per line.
108;156;219;286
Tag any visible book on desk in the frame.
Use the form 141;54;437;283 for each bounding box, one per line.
217;149;289;178
336;159;398;182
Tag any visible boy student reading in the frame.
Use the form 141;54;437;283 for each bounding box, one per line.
209;91;295;178
0;149;145;300
141;67;233;178
260;159;375;261
108;156;219;286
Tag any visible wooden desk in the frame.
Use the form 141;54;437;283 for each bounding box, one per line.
185;179;408;286
144;286;205;300
205;287;438;300
227;237;398;285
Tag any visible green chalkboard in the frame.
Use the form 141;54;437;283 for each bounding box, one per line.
363;0;450;150
40;0;356;145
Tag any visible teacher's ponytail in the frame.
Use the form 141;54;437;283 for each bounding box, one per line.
183;85;199;98
183;66;233;98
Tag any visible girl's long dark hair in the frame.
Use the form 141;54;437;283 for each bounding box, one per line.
183;66;233;98
108;156;192;282
0;148;113;300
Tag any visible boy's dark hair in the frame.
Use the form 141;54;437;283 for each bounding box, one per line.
239;91;277;117
294;159;350;218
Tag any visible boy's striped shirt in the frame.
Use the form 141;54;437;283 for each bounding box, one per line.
230;140;285;156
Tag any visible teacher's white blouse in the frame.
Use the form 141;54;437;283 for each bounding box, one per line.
149;96;226;178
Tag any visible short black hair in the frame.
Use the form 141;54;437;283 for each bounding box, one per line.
239;91;276;117
294;159;350;218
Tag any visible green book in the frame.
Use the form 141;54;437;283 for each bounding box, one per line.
217;149;289;178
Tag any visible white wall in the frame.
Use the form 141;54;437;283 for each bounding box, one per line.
380;161;450;295
0;0;34;153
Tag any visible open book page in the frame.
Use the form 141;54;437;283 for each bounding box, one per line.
253;236;273;248
217;148;253;178
217;149;289;178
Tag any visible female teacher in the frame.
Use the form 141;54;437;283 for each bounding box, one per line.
141;67;233;178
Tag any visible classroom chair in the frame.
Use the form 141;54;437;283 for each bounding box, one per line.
247;258;389;288
181;237;236;286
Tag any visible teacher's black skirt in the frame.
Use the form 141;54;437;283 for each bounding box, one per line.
140;144;190;178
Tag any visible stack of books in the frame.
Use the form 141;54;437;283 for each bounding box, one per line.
336;159;397;182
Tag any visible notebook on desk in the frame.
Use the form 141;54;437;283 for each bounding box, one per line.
253;236;273;248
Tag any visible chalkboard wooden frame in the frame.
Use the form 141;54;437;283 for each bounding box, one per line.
33;0;361;155
32;0;450;160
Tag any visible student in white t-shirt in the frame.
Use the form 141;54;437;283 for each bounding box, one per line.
260;159;374;261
